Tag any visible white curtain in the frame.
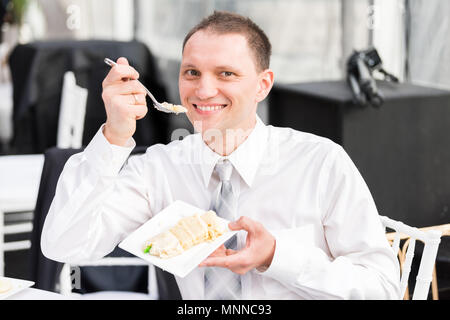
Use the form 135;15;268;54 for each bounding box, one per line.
407;0;450;90
32;0;134;41
20;0;373;87
17;0;450;90
135;0;371;84
5;0;448;142
372;0;407;82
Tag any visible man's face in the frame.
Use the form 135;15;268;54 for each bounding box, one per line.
179;30;272;135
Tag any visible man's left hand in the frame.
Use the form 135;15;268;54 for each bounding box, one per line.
199;216;276;275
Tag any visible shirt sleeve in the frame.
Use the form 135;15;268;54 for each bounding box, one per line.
258;144;401;300
40;125;153;264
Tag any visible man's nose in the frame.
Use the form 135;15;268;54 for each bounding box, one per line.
195;76;218;100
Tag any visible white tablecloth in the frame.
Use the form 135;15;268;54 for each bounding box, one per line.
0;154;44;212
7;288;72;300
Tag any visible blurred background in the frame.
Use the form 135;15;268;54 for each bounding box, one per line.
0;0;449;300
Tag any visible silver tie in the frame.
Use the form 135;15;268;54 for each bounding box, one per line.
204;159;242;300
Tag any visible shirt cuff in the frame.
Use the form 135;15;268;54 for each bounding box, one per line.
83;124;136;176
255;225;331;285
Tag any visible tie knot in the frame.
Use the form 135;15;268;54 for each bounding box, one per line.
214;159;233;182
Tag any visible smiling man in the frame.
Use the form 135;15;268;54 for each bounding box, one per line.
179;21;273;156
41;11;400;299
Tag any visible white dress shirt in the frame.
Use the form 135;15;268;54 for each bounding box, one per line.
41;115;400;299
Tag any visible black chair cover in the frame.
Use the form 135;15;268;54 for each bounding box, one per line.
29;146;182;299
8;40;170;154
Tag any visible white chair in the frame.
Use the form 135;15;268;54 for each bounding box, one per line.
380;215;442;300
56;71;88;149
58;257;159;300
0;82;13;149
0;154;44;276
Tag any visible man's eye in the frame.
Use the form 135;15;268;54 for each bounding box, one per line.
186;70;199;76
221;71;234;77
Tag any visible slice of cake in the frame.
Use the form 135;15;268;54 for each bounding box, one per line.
142;231;183;259
143;210;228;258
160;102;187;114
170;223;196;250
179;213;209;245
201;210;228;240
0;277;12;293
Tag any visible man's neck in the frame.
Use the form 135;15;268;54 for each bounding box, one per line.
202;119;257;156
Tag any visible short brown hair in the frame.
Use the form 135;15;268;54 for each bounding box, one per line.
182;11;272;72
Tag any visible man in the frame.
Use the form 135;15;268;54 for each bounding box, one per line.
41;11;400;299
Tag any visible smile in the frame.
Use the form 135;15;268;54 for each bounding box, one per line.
193;104;227;112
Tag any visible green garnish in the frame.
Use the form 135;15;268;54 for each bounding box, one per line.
143;244;152;254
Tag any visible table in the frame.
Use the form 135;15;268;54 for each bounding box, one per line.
268;80;450;298
7;287;71;300
0;154;44;210
268;80;450;228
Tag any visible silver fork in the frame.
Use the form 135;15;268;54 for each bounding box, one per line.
104;58;177;114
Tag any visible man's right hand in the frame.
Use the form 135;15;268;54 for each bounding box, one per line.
101;57;148;146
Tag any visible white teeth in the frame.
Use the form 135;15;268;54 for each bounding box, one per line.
196;105;225;111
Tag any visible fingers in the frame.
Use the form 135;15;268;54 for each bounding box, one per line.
200;251;250;275
225;248;237;255
124;96;147;119
103;57;140;87
107;94;147;120
101;57;148;145
131;93;146;105
105;79;147;96
131;104;148;120
198;245;235;267
209;244;227;257
116;57;129;65
229;216;258;234
200;217;275;275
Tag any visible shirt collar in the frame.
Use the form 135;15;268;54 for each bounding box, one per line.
198;115;268;188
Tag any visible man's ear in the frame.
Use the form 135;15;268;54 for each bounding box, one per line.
255;69;274;103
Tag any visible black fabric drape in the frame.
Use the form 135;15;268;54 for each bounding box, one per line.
29;146;182;299
8;40;170;154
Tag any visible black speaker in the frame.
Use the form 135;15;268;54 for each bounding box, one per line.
268;80;450;228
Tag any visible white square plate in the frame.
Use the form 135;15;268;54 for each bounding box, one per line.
0;277;35;300
119;200;237;278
